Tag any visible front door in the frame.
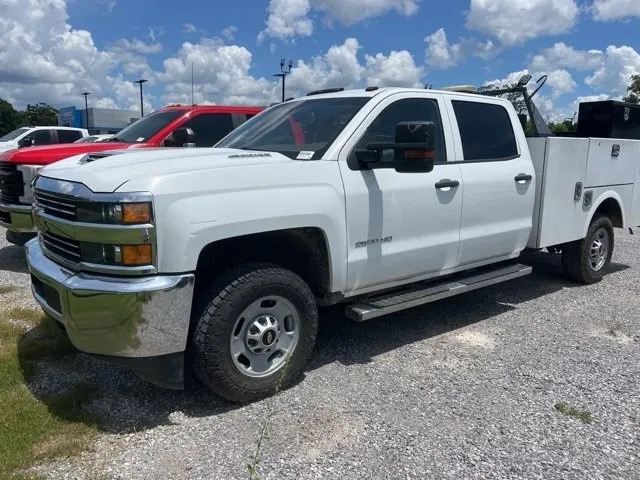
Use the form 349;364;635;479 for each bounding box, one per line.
444;96;536;267
338;93;463;293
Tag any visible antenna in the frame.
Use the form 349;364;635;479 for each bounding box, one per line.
191;62;194;105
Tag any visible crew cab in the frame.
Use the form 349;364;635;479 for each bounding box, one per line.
0;126;89;154
24;80;640;403
0;104;262;245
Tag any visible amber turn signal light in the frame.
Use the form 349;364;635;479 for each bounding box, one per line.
121;244;153;266
122;203;151;224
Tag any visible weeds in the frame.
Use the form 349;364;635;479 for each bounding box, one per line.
247;354;293;480
554;402;593;424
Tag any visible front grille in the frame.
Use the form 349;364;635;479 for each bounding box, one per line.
34;189;77;221
0;162;24;204
41;232;81;263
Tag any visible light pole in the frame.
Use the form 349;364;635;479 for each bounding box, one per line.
273;58;293;103
133;79;148;117
81;92;90;130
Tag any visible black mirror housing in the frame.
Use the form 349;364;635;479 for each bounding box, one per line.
173;127;196;147
18;137;33;148
392;121;436;172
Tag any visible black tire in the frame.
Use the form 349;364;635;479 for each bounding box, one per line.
6;230;36;246
561;214;614;284
190;262;318;403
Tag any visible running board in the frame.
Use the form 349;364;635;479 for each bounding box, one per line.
345;263;532;322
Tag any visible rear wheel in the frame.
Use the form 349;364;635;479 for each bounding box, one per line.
561;215;614;284
190;263;318;403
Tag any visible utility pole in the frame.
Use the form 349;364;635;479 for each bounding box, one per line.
133;79;148;117
273;58;293;103
81;92;91;130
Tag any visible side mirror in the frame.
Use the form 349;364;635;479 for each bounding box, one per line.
391;121;436;173
173;127;197;148
18;136;33;148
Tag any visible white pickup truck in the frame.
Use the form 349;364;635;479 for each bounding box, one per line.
24;78;640;402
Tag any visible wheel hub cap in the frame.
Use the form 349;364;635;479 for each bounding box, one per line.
230;296;300;378
245;315;280;354
589;227;609;271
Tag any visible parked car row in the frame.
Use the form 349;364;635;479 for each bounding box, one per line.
3;83;640;403
0;104;263;245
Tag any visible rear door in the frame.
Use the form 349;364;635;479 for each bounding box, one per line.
445;96;535;267
56;129;84;144
338;92;463;292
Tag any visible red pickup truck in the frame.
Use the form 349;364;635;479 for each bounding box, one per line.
0;104;263;245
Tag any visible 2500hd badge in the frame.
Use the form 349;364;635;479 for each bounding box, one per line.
355;236;393;248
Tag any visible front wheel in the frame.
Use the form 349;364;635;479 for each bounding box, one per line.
190;263;318;403
561;214;614;284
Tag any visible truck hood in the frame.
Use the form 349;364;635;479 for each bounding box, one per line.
0;141;139;165
39;148;293;193
0;141;19;153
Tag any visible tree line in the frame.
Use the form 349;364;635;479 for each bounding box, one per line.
0;99;59;137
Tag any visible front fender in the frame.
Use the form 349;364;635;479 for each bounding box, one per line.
153;169;348;293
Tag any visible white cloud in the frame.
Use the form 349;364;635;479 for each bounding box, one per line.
0;0;116;106
183;23;197;33
530;42;604;72
258;0;313;43
585;45;640;95
286;38;364;93
258;0;419;41
529;43;640;96
364;50;423;88
312;0;419;25
286;38;423;95
466;0;579;46
222;26;238;41
158;39;276;106
545;69;577;98
112;38;163;55
591;0;640;21
424;28;498;69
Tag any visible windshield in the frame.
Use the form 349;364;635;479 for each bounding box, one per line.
216;97;371;159
110;110;184;143
0;128;29;142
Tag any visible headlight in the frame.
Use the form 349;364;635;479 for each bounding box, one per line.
82;242;154;267
106;202;151;224
77;201;153;225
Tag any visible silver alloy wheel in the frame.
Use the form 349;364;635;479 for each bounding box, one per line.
589;227;609;271
230;295;300;378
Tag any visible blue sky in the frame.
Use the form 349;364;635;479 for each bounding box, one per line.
1;0;639;120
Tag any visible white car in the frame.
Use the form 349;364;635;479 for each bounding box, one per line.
73;134;115;143
0;126;89;153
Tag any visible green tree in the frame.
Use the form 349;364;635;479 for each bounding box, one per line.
480;82;528;115
24;103;59;126
548;120;576;134
622;74;639;104
0;98;18;136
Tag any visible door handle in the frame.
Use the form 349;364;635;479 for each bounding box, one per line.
515;173;532;182
435;179;460;189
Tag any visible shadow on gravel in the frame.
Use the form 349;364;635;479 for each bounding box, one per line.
17;252;629;435
0;245;29;274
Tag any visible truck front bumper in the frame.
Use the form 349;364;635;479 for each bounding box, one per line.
25;238;195;389
0;201;36;232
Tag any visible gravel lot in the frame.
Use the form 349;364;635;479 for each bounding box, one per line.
2;226;639;480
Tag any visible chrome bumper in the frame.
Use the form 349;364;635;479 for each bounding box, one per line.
26;238;195;387
0;201;35;232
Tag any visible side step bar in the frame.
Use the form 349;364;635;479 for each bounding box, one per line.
345;263;532;322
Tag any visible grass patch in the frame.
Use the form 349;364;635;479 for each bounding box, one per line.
0;313;102;478
554;402;593;424
6;307;45;326
0;286;17;295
